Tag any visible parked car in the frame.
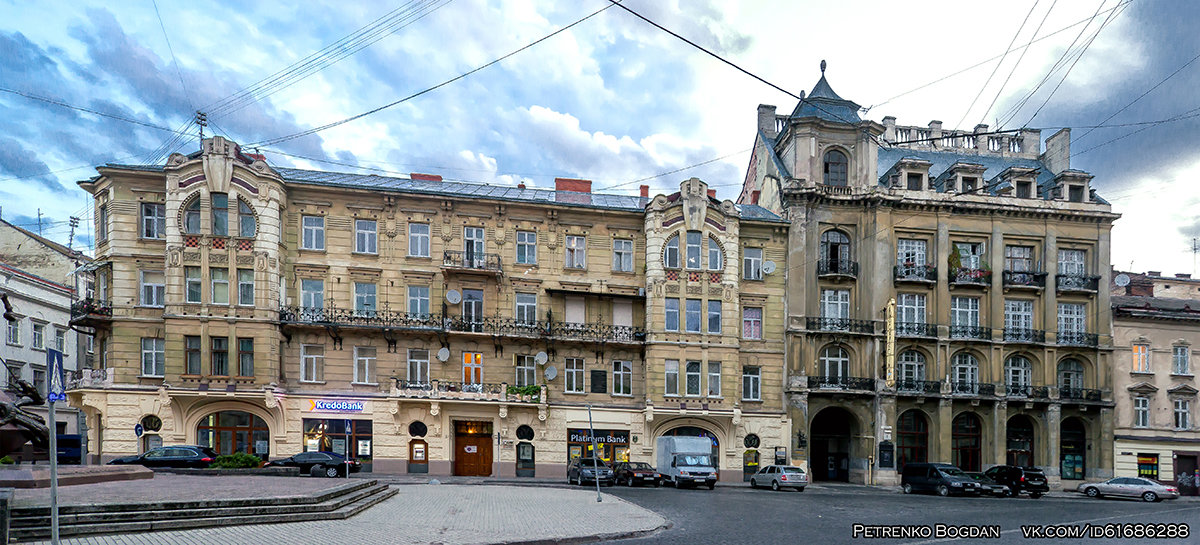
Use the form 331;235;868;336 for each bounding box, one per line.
1077;477;1180;502
56;434;82;465
613;461;660;487
266;451;362;477
901;462;980;496
983;465;1049;498
107;445;218;469
965;472;1009;497
567;457;614;486
656;436;718;489
749;465;808;492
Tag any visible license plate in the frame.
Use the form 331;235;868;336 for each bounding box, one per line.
693;478;707;482
643;477;655;480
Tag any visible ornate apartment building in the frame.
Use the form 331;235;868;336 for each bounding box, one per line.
68;136;789;480
739;64;1118;486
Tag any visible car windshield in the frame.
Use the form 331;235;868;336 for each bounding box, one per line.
675;454;712;467
627;462;653;470
939;467;967;477
966;473;985;481
199;447;218;457
577;459;608;467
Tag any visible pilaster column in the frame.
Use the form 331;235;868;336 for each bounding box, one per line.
937;398;953;462
1099;406;1115;479
994;400;1008;465
1046;404;1062;478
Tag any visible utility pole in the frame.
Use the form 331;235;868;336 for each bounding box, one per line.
37;209;43;236
586;404;602;503
196;111;208;139
67;216;79;251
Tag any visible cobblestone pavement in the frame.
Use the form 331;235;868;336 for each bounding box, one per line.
28;485;668;545
13;475;344;507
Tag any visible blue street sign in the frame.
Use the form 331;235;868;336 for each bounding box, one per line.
134;423;144;438
46;349;66;402
345;419;352;431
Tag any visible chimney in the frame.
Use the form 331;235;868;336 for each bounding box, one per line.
410;173;442;182
882;116;896;142
1147;271;1162;277
757;104;778;138
751;190;761;204
973;124;988;151
707;189;717;198
554;177;592;205
517;183;526;189
928;120;943;140
1177;274;1192;279
1041;128;1071;174
639;185;649;198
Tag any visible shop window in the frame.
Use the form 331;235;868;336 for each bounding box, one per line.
197;411;269;458
568;428;629;463
1137;454;1159;480
304;418;372;462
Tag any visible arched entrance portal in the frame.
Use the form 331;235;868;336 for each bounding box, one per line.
196;411;270;458
810;407;857;482
952;412;983;472
1006;415;1036;467
1060;417;1087;480
661;426;720;468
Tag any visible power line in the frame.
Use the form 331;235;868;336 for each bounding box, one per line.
978;0;1058;127
151;0;194;111
1072;49;1200;143
1024;0;1130;125
0;86;194;137
956;0;1040;129
595;148;751;191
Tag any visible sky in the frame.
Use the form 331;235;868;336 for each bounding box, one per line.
1;0;1198;275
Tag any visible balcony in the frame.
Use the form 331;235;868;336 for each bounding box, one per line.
896;322;938;338
279;306;442;330
949;324;991;341
70;298;112;325
1003;328;1046;344
551;322;646;343
442;250;502;274
817;259;858;279
1002;270;1047;289
894;264;937;283
896;379;943;395
807;317;875;334
807;375;875;391
390;379;545;404
950;268;991;287
1057;331;1099;348
65;368;113;390
1060;387;1103;402
950;381;997;396
1056;274;1101;293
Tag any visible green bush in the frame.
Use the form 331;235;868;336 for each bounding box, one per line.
0;455;14;465
208;452;261;469
506;384;541;401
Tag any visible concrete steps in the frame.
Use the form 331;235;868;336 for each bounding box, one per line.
10;479;396;542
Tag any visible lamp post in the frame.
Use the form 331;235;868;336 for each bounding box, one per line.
587;404;602;503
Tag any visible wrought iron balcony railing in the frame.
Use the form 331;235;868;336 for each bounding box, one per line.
1060;387;1103;401
807;317;875;334
894;264;937;283
66;368;112;390
1057;331;1099;347
1003;328;1046;343
1002;270;1047;288
280;307;644;343
817;259;859;278
1056;274;1101;293
1029;385;1050;399
1006;384;1031;397
70;298;112;320
951;267;992;286
896;379;942;394
807;375;875;391
949;324;991;341
896;322;938;338
280;306;443;329
442;250;502;272
552;322;646;343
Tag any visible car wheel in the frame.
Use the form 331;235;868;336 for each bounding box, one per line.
902;483;913;494
1030;493;1043;499
937;485;949;497
627;476;635;487
1085;487;1100;498
324;465;340;478
1004;488;1016;498
708;482;715;490
772;480;780;491
1142;491;1158;503
750;478;757;489
653;480;661;488
797;487;805;492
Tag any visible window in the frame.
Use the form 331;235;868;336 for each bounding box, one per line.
820;230;851;267
1004;245;1034;272
462;351;483;384
1174;346;1190;375
237;269;254;306
664;360;679;396
185;336;201;374
515;293;538;324
516;230;537;264
354;282;377;316
1005;356;1032;393
97;203;109;241
950;296;980;327
898;351;926;383
354;346;376;384
301;345;325;382
820;289;850;319
1016;181;1033;199
140;270;165;307
685;361;702;396
952;353;979;391
210;268;229;305
464;227;485;263
896;239;926;266
1133;344;1150;373
897;293;925;326
238;338;254;377
612;239;633;272
742;307;763;339
31;323;44;350
355;219;377;254
664;235;680;269
1004;299;1034;331
185;266;202;303
238;199;256;237
408;286;430;316
707;300;722;334
742;367;761;401
1068;185;1085;202
1058;359;1083;390
32;367;44;397
820;346;850;380
301;279;324;309
408;223;430;257
685;231;701;269
955;242;984;269
565;357;585;393
1137;454;1159;479
707;361;721;397
301;215;325;250
743;247;763;280
1058;249;1086;276
54;328;65;352
141;337;165;377
181;199;199;234
1134;397;1149;428
1175;399;1191;430
407;349;429;384
664;298;679;332
823;149;848;186
565;235;586;269
708;238;723;271
961;176;978;193
5;319;18;346
141;203;165;239
1057;303;1085;334
211;337;229;376
685;299;702;333
613;360;632;396
211;193;229;236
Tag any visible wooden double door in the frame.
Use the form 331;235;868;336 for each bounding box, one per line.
453;421;493;476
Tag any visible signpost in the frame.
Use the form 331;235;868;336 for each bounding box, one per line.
46;348;66;545
586;404;602;503
344;419;351;480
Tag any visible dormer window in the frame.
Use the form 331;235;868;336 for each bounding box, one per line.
906;173;923;190
1068;185;1085;202
184;198;201;234
823;150;848;187
211;193;229;236
961;177;978;193
1016;181;1033;199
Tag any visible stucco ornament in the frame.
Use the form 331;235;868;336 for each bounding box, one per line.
201;136;235;193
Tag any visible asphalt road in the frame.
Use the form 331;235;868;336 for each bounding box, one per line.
604;483;1200;545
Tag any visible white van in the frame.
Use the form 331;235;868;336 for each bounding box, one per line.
656;436;717;489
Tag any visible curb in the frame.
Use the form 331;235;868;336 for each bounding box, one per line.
498;520;673;545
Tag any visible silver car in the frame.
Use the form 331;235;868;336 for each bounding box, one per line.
749;465;808;491
1077;477;1180;502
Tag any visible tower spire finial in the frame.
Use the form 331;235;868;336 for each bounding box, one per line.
820;59;826;74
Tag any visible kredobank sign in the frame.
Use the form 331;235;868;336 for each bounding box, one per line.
308;400;366;412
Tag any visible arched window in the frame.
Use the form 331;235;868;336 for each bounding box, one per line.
1006;415;1035;467
238;198;256;238
1058;359;1084;391
211;193;229;236
819;345;850;382
952;412;982;471
896;410;928;470
819;230;851;270
707;237;723;271
951;352;979;393
184;198;201;234
823;149;848;186
664;235;680;269
685;230;702;269
196;410;269;457
898;351;926;389
1005;355;1033;395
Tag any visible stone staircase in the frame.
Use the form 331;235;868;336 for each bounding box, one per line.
9;479;396;542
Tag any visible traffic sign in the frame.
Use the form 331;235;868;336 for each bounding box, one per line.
46;349;66;402
134;424;144;438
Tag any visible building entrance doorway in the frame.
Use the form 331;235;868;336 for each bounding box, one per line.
1174;454;1199;496
1006;415;1035;467
453;421;493;476
1060;417;1086;480
810;407;856;482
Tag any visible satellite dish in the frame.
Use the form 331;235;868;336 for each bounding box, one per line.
445;289;462;304
1114;273;1130;287
534;351;549;365
762;260;777;274
436;347;450;362
544;365;558;381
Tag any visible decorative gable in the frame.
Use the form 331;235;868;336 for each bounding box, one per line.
1127;381;1159;395
1168;383;1199;398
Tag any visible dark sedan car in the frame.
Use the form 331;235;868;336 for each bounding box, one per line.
566;457;614;486
267;451;362;477
107;446;217;469
984;465;1049;498
966;472;1010;497
613;462;660;487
